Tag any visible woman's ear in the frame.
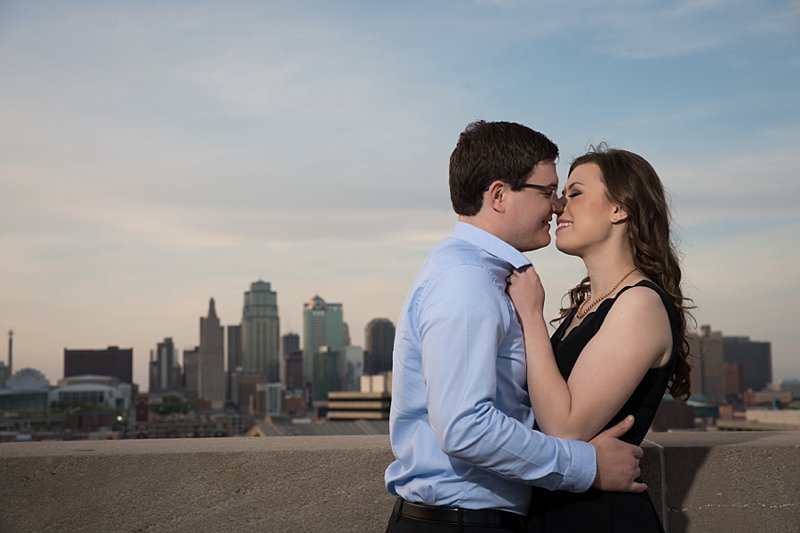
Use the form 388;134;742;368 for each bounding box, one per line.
611;204;629;223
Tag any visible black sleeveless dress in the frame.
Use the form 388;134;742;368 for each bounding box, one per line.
528;280;678;533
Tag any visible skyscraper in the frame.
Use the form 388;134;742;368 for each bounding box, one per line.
364;318;395;375
282;332;303;390
149;337;176;394
241;281;281;382
198;298;225;408
303;295;344;389
226;324;243;400
183;347;199;401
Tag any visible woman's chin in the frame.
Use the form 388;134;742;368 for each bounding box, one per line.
555;240;579;257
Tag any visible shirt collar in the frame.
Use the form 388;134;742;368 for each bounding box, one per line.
452;221;532;270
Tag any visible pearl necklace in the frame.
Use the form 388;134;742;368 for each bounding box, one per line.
575;268;638;319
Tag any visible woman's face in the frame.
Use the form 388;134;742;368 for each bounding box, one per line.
555;162;618;257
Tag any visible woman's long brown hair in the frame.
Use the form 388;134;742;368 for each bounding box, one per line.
555;147;693;400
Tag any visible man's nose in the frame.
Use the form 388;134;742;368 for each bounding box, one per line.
552;195;565;215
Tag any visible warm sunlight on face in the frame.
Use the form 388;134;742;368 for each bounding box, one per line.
555;163;617;257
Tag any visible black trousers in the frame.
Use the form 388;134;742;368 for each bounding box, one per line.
385;500;527;533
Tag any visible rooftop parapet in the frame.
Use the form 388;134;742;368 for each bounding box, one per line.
1;432;798;532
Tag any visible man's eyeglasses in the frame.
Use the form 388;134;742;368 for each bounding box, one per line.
484;181;559;201
518;183;559;201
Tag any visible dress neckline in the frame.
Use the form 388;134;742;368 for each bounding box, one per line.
558;280;659;343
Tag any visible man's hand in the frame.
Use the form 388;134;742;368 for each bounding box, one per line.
589;415;647;492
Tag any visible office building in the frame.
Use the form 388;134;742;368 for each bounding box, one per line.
688;325;724;404
312;346;344;402
227;324;243;400
344;345;364;391
198;298;225;408
689;325;774;406
282;333;304;390
64;346;133;385
241;281;281;382
282;332;300;357
723;336;772;392
303;295;344;387
257;382;285;416
149;337;177;394
183;347;199;401
364;318;395;375
1;330;12;385
230;370;268;414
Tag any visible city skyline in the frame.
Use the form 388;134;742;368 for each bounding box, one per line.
2;1;799;386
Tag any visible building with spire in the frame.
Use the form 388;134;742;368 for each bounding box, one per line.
198;298;225;408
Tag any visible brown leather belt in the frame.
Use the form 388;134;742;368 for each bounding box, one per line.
394;498;525;529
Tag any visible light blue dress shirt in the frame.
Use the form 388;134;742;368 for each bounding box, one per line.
385;222;596;515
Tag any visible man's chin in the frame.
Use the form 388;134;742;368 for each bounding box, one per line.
523;235;552;252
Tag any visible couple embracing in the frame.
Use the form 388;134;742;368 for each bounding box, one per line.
385;121;691;533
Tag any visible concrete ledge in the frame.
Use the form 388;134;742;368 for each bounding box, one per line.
643;432;800;533
1;436;396;533
1;432;799;533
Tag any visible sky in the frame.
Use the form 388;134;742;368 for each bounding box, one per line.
1;0;799;390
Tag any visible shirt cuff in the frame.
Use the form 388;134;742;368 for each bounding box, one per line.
559;439;596;493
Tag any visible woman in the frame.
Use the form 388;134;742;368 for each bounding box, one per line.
507;147;692;532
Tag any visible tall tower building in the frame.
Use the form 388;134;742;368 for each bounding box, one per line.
241;281;281;382
364;318;395;375
198;298;225;408
281;332;303;390
303;295;345;389
226;324;243;400
183;347;199;400
149;337;176;394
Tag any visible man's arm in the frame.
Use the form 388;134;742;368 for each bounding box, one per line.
418;264;595;492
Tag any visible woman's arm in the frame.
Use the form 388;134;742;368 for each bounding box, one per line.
507;268;671;441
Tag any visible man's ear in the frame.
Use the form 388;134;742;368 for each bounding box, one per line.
486;180;507;212
611;204;629;223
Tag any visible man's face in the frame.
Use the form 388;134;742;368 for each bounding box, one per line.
503;162;561;252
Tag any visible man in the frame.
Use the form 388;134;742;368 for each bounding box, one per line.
385;121;645;532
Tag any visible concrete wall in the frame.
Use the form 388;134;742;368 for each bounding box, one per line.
1;432;798;533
